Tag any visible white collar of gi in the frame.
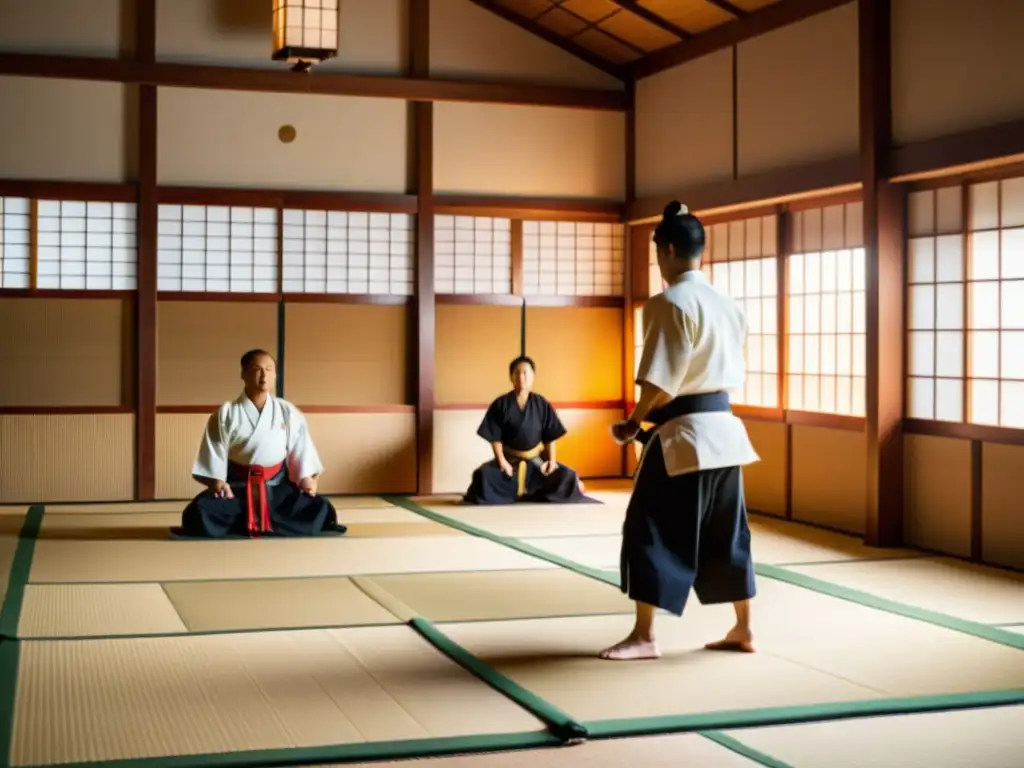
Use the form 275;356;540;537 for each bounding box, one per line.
239;392;274;407
670;269;707;285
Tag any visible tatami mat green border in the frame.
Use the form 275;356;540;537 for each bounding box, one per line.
410;617;588;742
387;496;1024;652
4;493;1022;768
12;731;566;768
0;506;43;641
0;642;19;768
701;730;794;768
0;505;43;768
584;689;1024;738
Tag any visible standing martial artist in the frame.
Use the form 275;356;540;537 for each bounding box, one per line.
601;201;760;661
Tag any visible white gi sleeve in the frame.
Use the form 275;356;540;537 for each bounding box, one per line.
284;404;325;482
635;296;693;396
192;405;230;482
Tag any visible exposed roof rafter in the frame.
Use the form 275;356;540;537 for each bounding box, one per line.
469;0;851;81
607;1;693;40
466;0;627;79
704;0;748;18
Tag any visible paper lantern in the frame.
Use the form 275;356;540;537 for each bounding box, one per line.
272;0;339;67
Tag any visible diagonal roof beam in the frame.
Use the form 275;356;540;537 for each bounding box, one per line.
704;0;748;17
631;0;851;79
608;1;693;39
540;3;650;58
467;0;626;79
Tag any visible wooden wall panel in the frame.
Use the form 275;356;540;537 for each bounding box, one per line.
156;411;418;499
742;420;788;517
0;77;130;182
306;413;417;495
435;305;521;405
0;414;133;502
436;305;623;405
429;0;620;89
154;0;404;74
980;442;1024;570
790;425;867;534
432;409;492;495
431;408;622;495
0;0;123;57
902;434;972;558
157;301;277;406
891;0;1024;144
0;299;129;407
635;47;734;198
526;307;624;403
736;2;859;176
156;88;409;192
433;103;626;199
433;303;624;494
155;412;207;500
557;409;626;478
283;303;409;406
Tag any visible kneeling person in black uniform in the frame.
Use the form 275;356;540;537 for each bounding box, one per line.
463;355;588;505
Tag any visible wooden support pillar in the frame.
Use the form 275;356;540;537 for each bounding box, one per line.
622;76;637;474
510;219;524;296
410;0;435;494
135;0;157;500
860;0;904;546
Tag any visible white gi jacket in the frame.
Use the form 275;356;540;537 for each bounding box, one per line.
636;270;760;476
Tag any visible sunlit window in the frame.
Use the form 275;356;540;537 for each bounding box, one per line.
786;202;866;416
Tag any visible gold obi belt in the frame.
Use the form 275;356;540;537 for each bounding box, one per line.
503;443;544;498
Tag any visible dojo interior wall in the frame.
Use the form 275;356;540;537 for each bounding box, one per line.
901;176;1024;571
631;0;1024;570
634;0;1024;197
634;3;860;198
3;0;1024;574
155;300;416;499
0;0;627;504
0;0;136;505
433;304;625;494
0;297;135;502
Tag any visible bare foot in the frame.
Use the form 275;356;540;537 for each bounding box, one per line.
705;626;755;653
598;634;661;661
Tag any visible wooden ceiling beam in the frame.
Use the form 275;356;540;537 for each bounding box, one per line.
704;0;748;17
608;1;693;39
0;52;628;110
630;0;851;79
466;0;626;78
890;118;1024;180
626;156;862;222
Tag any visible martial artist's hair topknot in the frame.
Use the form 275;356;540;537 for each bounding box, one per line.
653;200;706;261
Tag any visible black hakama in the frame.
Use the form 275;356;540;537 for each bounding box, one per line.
463;392;591;505
174;463;345;539
620;393;757;615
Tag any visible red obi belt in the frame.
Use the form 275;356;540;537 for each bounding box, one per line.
229;460;283;536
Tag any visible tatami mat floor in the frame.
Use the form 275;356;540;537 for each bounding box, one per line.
0;481;1021;767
